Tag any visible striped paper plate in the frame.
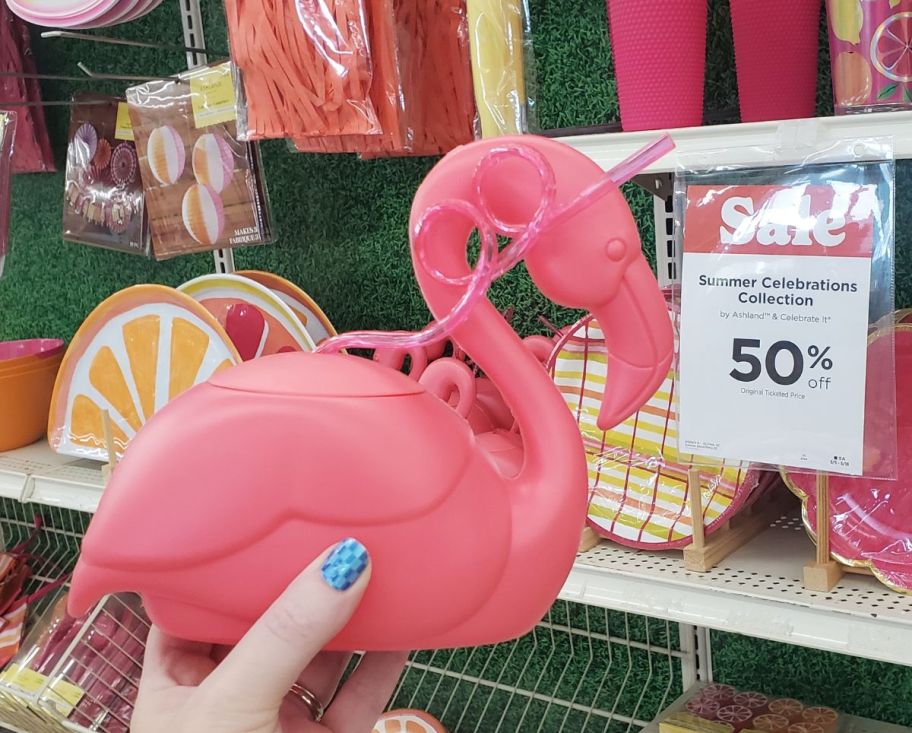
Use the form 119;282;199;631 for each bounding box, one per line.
549;304;758;549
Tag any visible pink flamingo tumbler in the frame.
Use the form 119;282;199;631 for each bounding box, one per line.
67;135;674;650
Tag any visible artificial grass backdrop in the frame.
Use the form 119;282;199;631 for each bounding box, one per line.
2;0;911;727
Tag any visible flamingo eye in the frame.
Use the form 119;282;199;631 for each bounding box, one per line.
605;238;626;262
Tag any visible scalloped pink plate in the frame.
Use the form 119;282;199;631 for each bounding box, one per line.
73;0;162;27
5;0;116;24
72;0;141;27
782;325;911;593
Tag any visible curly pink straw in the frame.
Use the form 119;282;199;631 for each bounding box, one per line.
317;134;673;355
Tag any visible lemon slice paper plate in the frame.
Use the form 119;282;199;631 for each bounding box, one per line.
48;284;241;462
178;274;316;360
549;305;758;549
237;270;338;346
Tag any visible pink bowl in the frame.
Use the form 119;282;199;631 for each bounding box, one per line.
0;339;65;372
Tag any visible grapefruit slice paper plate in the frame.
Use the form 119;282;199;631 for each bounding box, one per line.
237;270;338;346
178;274;315;360
48;285;241;461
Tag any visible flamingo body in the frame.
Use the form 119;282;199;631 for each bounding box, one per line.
68;135;674;650
71;352;513;648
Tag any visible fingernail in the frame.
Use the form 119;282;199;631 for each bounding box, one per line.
321;538;369;591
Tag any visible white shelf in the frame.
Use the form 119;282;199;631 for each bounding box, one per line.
3;444;912;667
558;111;912;174
561;511;912;668
0;442;105;514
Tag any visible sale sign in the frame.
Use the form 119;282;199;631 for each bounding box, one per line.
678;182;878;475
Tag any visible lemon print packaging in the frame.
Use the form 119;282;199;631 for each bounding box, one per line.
126;62;273;260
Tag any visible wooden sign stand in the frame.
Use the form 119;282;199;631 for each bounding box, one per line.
802;472;872;591
682;468;788;572
578;526;600;553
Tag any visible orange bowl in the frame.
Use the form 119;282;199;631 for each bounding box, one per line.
0;352;63;378
0;356;62;451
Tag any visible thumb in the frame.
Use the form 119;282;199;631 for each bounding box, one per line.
201;538;370;709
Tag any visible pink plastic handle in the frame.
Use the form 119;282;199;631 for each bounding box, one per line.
317;134;673;357
418;358;477;418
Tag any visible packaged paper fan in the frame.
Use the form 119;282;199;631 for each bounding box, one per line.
63;95;150;256
127;63;272;260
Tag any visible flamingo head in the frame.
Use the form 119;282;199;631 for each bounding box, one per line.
476;137;674;431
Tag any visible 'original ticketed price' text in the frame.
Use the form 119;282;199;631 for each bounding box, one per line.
678;184;876;474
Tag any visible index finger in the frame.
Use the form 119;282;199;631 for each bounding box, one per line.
200;538;370;708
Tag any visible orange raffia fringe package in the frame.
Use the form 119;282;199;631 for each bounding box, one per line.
224;0;381;141
291;0;477;156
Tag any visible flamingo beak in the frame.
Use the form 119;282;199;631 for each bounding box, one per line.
590;257;674;431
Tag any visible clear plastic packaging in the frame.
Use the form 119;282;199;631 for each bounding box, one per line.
0;111;14;280
62;95;151;257
664;682;846;733
0;1;54;174
466;0;537;137
0;592;149;733
674;138;896;480
779;320;912;594
398;0;476;156
288;0;409;155
291;0;477;157
126;62;273;260
226;0;381;142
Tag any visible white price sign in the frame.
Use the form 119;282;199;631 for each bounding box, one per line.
678;183;876;475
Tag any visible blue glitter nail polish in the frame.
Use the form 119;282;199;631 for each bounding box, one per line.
321;538;369;591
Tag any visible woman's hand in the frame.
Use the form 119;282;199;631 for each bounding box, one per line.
132;538;407;733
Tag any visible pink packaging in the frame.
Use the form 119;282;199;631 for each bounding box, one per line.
827;0;912;113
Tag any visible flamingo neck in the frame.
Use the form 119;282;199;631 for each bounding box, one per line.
433;290;580;491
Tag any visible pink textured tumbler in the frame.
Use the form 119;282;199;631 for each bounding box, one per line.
607;0;708;131
730;0;821;122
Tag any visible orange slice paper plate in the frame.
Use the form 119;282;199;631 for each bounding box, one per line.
373;709;447;733
48;285;241;462
237;270;338;345
549;305;759;549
